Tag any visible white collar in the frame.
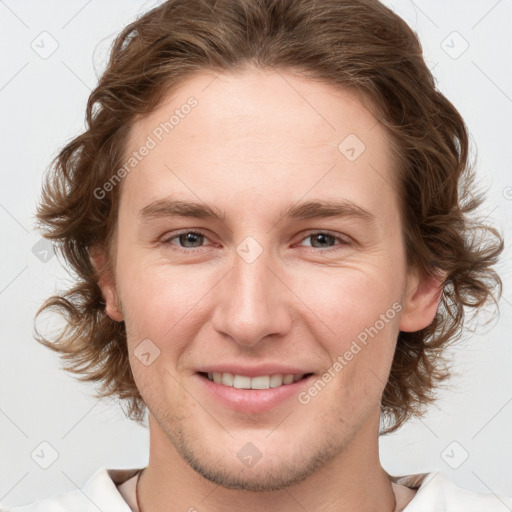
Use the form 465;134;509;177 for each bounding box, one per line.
11;467;511;511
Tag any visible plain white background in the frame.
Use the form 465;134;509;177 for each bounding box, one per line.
1;0;511;508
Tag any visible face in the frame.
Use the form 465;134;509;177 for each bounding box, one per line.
99;67;441;491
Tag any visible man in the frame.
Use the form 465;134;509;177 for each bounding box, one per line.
5;0;509;510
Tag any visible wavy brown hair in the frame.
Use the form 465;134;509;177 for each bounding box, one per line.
35;0;503;433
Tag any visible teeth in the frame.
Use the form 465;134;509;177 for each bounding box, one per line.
251;375;270;389
206;372;305;389
283;374;294;385
221;372;234;386
233;375;251;389
269;374;283;388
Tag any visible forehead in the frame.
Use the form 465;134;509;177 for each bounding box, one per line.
121;67;398;224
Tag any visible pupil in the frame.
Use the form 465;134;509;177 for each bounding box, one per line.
314;233;332;247
181;233;202;247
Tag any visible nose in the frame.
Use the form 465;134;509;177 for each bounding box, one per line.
211;245;293;348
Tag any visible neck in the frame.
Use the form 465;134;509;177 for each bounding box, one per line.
137;414;396;512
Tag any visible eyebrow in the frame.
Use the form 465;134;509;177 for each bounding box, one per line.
139;199;226;221
138;198;375;224
279;199;375;223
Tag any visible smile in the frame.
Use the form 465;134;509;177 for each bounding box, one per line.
203;372;311;389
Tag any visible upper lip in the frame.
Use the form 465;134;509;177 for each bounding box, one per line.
196;364;313;378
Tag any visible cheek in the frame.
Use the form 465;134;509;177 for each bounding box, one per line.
119;265;204;399
116;251;221;353
305;266;403;337
121;272;194;332
304;269;403;393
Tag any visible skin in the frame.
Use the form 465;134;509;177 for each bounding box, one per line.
96;67;443;512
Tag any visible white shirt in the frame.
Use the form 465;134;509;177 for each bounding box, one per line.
2;467;512;511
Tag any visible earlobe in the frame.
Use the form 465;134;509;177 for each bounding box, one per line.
103;287;124;322
399;270;445;333
90;247;124;323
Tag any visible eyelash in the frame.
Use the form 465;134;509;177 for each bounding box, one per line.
161;230;352;254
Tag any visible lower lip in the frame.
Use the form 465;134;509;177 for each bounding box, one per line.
195;373;314;414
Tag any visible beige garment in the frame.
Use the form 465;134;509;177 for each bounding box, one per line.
116;470;140;512
117;470;423;512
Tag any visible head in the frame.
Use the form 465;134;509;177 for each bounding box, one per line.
36;0;502;491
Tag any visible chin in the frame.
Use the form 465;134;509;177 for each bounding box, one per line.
163;420;345;492
181;448;329;492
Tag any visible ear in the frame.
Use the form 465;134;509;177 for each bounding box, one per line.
90;247;124;323
399;269;445;332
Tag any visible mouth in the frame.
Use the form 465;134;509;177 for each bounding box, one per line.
195;367;317;413
198;371;314;389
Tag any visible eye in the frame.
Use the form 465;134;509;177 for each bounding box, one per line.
160;230;352;253
298;231;351;251
162;230;210;250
